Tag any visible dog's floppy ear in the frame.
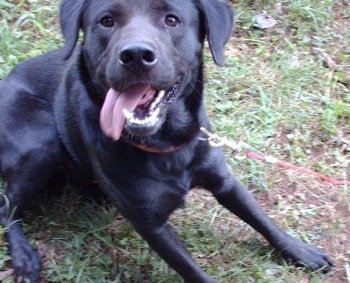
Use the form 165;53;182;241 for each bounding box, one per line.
60;0;86;59
199;0;234;66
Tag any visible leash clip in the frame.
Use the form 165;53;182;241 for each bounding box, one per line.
199;127;250;160
199;128;350;186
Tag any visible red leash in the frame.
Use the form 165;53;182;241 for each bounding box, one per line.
246;151;350;186
200;127;350;186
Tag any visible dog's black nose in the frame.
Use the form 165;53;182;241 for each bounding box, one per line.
119;42;158;72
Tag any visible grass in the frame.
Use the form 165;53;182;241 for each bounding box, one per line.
0;0;349;282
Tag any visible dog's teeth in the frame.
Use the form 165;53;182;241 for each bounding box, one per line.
155;90;164;103
158;90;165;99
128;107;160;126
129;116;139;124
155;90;165;104
150;90;165;111
152;107;160;119
123;108;133;119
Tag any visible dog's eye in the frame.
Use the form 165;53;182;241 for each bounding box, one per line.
165;15;180;27
100;16;115;28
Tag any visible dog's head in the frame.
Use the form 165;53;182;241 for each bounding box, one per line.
60;0;234;143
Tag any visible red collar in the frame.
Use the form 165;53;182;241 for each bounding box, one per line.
132;143;180;153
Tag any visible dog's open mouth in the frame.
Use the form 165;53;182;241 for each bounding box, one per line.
100;83;178;140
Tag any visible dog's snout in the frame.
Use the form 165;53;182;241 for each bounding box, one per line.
119;42;158;72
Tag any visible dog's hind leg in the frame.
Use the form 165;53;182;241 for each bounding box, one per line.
0;96;61;282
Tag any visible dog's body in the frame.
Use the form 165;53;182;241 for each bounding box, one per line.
0;0;332;282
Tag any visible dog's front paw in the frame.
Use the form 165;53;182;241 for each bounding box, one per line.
10;240;41;282
279;236;333;272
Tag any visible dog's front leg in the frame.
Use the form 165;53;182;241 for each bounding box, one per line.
133;222;217;283
195;149;333;271
212;175;332;270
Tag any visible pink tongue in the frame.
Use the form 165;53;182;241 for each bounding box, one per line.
100;84;154;140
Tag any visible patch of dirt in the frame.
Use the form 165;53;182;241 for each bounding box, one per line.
261;118;350;283
256;172;350;282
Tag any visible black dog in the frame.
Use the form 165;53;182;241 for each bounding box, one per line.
0;0;333;282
